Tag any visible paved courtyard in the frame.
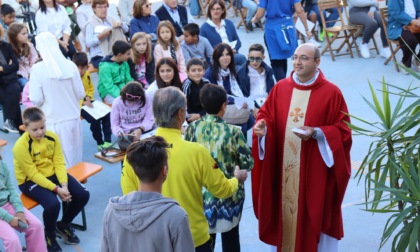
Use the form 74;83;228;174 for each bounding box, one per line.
1;0;419;251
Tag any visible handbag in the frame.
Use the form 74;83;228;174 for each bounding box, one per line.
223;104;250;125
405;23;420;34
117;133;135;152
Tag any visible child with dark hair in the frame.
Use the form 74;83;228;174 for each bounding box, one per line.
13;107;90;252
182;58;210;123
98;40;134;104
181;23;213;68
73;52;112;150
0;4;15;41
111;81;154;140
101;136;194;251
237;43;275;118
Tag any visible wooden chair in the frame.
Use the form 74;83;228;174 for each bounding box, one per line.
342;0;379;56
379;7;401;72
197;0;210;18
318;0;359;61
20;162;103;231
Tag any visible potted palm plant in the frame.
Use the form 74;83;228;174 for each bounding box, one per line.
348;69;420;252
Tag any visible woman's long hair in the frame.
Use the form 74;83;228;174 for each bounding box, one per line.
8;23;31;58
131;32;152;64
156;21;179;51
39;0;59;13
155;57;182;90
210;43;236;81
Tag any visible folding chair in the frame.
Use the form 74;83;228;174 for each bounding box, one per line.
379;7;401;72
341;0;379;56
318;0;359;61
197;0;209;18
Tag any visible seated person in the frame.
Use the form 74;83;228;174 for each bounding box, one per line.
0;4;15;41
204;43;255;138
111;81;154;141
101;136;195;251
302;0;340;42
200;0;247;68
181;23;213;69
98;40;134;105
347;0;390;59
85;0;128;68
233;0;259;31
0;151;47;252
154;0;195;40
182;58;210;123
13;107;90;252
74;52;112;151
129;0;160;41
237;44;275;118
76;0;94;52
128;32;155;90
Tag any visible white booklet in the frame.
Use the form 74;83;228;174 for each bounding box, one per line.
295;18;315;37
94;25;109;34
82;101;111;120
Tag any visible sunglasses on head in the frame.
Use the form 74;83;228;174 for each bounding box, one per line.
249;57;263;63
126;93;142;101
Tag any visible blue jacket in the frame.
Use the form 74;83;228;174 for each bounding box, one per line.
387;0;420;40
129;15;160;40
236;61;275;97
200;19;242;52
204;66;239;96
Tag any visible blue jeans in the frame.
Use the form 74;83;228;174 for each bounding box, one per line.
304;4;341;28
18;77;29;91
241;0;257;22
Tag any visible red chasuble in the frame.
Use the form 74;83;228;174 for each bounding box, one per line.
251;70;352;252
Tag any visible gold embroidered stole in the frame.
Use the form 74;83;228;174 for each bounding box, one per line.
281;89;311;252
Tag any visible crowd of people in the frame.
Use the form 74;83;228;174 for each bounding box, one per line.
0;0;419;251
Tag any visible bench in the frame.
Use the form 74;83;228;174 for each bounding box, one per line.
20;162;103;231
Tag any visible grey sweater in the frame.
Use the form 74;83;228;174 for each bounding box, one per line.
348;0;379;13
101;191;195;252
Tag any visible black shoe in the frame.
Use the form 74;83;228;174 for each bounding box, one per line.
246;22;254;31
255;20;263;28
45;232;62;252
56;221;80;245
3;119;19;133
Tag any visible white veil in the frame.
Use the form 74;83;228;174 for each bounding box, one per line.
35;32;74;80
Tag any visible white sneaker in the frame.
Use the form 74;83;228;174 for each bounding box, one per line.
412;58;420;72
359;43;370;59
307;37;321;48
380;47;391;59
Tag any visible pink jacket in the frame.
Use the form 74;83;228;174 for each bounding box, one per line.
18;42;39;79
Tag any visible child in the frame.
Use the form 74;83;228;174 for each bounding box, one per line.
101;136;195;251
237;43;275;118
73;52;112;150
127;32;155;90
8;23;39;90
0;150;47;252
0;4;15;41
182;58;210;123
13;107;90;252
154;21;187;81
111;81;154;141
181;23;213;68
98;40;134;105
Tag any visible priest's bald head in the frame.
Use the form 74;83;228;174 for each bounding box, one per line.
292;43;321;83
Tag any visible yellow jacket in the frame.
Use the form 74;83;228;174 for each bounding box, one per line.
13;130;67;190
79;71;95;107
121;127;239;247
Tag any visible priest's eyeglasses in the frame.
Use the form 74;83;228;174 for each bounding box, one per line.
291;55;318;62
249;57;263;63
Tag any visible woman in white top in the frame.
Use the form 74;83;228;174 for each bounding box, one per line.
36;0;76;59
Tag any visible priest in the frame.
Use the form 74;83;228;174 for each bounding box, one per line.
252;43;352;252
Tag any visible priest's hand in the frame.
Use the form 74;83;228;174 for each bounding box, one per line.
253;119;266;137
234;165;248;182
293;126;315;141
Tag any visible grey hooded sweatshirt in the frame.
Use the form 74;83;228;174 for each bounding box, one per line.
101;191;195;252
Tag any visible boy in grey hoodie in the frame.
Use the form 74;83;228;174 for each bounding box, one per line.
101;136;194;252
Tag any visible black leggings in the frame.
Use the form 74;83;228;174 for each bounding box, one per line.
0;82;22;125
399;29;420;68
210;224;240;252
19;174;90;233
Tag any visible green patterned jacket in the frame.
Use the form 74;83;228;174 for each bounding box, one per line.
184;114;254;233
